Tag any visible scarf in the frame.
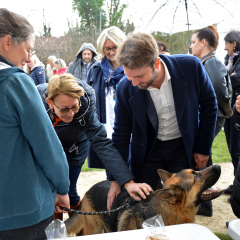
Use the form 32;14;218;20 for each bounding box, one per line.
100;56;124;91
226;51;240;71
53;114;62;127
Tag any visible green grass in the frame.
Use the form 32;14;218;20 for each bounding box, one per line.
81;130;231;172
81;159;104;172
215;232;233;240
212;130;231;163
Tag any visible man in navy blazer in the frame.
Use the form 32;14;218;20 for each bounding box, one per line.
107;32;218;212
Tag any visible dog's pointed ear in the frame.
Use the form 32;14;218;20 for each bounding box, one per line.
154;185;184;204
158;169;172;183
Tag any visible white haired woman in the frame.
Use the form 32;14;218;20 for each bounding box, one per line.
47;55;57;78
87;26;126;138
86;26;127;208
54;58;67;75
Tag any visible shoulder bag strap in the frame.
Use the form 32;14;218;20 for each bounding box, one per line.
201;55;214;64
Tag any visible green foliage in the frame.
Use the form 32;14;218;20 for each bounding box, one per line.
106;0;135;33
124;19;135;35
152;30;195;54
107;0;127;30
72;0;107;32
212;130;231;163
215;232;233;240
72;0;135;34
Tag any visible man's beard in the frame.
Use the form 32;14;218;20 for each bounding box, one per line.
138;69;157;90
83;58;91;64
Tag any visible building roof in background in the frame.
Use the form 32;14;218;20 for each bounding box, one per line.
34;36;69;50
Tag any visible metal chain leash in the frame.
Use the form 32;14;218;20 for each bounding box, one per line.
59;198;136;215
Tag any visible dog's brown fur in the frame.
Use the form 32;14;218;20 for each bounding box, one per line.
65;165;222;236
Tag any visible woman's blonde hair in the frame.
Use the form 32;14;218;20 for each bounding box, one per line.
97;26;126;60
47;73;85;101
24;54;43;73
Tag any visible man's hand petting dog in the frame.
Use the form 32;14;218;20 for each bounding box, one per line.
194;153;209;169
107;181;122;211
124;180;153;201
107;181;153;210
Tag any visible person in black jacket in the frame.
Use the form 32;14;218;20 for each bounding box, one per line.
222;30;240;196
190;25;233;217
37;73;152;219
231;96;240;218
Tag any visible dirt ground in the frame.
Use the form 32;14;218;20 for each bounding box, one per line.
63;162;238;235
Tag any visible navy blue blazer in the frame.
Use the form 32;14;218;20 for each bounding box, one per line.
111;54;218;180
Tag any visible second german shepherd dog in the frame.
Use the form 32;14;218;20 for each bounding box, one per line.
65;165;222;236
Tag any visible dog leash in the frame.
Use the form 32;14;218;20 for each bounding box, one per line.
59;198;136;215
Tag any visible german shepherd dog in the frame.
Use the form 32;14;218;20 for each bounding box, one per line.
65;165;222;236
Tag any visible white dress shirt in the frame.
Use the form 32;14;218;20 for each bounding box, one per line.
147;60;181;141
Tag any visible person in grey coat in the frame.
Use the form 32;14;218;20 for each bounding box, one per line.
191;25;232;217
66;43;97;82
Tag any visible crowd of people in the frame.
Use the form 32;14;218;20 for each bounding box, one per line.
0;7;240;240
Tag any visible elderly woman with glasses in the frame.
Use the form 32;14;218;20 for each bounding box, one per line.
37;73;152;218
0;8;69;239
86;27;127;202
87;26;126;138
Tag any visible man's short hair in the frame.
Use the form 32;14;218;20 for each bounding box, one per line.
116;32;159;69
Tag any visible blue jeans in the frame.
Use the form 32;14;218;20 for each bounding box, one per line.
224;116;240;176
0;215;54;240
69;167;82;206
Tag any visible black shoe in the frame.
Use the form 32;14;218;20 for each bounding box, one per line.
227;197;231;203
222;185;233;194
196;207;213;217
226;221;229;227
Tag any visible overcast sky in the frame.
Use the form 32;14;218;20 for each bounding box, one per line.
2;0;240;37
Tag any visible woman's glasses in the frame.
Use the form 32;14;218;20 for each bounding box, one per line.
21;44;35;58
53;102;81;114
103;46;118;53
